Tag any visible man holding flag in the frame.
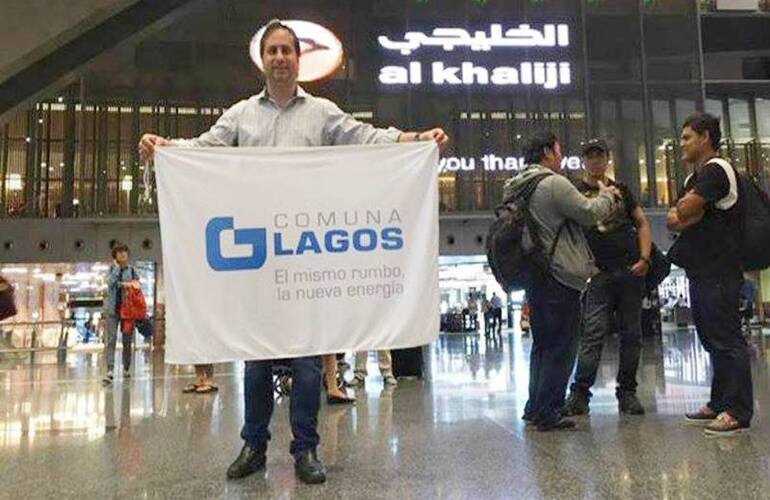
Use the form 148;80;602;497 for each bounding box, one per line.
139;20;447;485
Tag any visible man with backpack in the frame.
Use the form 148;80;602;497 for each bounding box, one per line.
667;113;753;437
501;132;618;431
563;138;652;417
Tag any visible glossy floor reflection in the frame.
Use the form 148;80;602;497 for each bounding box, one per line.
2;326;770;499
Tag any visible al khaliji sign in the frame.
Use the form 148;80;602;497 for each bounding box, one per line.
377;23;572;89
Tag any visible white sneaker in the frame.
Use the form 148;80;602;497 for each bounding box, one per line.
383;374;398;386
102;371;114;384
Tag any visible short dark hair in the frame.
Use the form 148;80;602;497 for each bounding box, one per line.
682;113;721;151
523;131;559;165
111;243;129;259
260;20;301;58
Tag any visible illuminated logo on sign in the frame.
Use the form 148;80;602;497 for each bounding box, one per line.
250;20;344;82
378;23;572;89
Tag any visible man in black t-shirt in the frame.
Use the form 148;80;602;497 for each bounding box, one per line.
667;113;753;437
563;138;652;417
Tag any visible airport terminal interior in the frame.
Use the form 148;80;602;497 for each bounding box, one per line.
3;0;770;498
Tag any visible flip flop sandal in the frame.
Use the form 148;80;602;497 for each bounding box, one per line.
182;383;200;393
195;385;219;394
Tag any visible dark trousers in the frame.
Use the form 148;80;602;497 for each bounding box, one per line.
524;276;581;426
484;311;492;335
571;269;644;396
492;308;503;334
104;314;133;372
240;356;322;458
690;273;754;425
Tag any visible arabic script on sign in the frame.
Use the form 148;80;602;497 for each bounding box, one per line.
378;24;569;55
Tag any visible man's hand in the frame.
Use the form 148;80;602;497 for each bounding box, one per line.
418;128;449;153
630;259;650;277
597;180;621;200
139;134;172;163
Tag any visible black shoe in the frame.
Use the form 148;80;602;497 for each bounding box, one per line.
617;391;645;415
226;443;266;479
563;390;590;416
537;417;576;432
294;449;326;484
327;394;356;405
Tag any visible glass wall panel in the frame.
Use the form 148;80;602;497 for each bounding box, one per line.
3;0;769;216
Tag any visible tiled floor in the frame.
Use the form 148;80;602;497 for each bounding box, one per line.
1;326;769;499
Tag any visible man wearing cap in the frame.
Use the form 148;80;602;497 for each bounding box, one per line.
138;20;448;485
563;138;652;417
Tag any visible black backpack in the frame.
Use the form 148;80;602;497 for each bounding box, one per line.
705;158;770;271
737;170;770;271
485;172;564;293
645;243;671;292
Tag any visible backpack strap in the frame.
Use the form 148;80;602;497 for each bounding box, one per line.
495;172;552;216
520;172;553;204
705;158;738;210
547;222;567;261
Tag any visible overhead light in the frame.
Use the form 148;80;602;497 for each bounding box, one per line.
1;267;28;274
6;173;22;191
121;175;133;192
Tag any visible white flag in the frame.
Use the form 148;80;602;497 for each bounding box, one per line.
155;143;440;363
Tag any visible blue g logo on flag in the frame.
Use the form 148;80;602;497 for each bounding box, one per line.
205;217;268;271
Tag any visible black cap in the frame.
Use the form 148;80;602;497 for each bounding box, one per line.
581;138;609;155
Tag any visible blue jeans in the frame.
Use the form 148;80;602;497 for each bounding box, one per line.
524;275;581;426
240;356;322;458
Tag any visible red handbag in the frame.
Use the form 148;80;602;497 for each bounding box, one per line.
119;286;147;334
0;275;18;321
